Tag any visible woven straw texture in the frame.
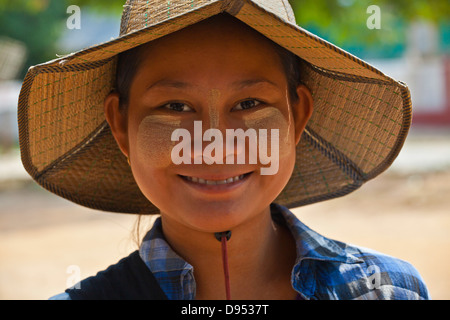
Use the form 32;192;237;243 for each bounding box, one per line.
18;0;411;214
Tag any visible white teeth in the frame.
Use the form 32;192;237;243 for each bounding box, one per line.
185;174;246;185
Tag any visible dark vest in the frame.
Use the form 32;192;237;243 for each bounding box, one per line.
66;251;168;300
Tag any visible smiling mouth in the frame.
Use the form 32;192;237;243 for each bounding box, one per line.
179;172;252;185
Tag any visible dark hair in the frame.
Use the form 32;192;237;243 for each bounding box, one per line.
115;36;302;113
273;44;303;103
115;44;149;114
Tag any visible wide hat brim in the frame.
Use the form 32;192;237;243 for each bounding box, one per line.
18;0;412;214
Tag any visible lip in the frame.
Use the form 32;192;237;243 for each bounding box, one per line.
178;171;254;195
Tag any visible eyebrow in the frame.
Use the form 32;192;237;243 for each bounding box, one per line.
146;78;279;92
146;79;193;91
231;78;279;90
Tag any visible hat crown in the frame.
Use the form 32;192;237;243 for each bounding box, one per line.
119;0;296;36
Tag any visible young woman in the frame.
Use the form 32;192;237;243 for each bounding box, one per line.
18;0;429;300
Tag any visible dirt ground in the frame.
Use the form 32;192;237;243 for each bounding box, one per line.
0;169;449;300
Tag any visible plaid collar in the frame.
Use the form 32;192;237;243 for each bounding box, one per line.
273;203;363;264
139;203;364;300
139;218;195;300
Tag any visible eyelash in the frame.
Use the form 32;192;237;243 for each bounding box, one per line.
233;99;263;111
162;102;193;112
161;99;264;112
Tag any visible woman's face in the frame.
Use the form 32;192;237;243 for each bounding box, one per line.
107;15;312;234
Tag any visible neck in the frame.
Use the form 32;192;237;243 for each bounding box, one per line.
160;206;297;300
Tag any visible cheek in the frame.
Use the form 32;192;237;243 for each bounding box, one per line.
242;107;294;160
135;115;180;168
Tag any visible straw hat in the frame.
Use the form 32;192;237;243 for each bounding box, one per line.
18;0;412;214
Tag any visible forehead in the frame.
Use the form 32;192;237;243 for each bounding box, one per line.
131;14;285;85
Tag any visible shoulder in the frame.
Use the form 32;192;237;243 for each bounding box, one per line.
273;204;431;300
315;243;431;300
352;245;430;300
51;251;167;300
49;292;72;300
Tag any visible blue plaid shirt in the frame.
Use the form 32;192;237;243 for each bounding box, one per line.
138;203;430;300
51;203;430;300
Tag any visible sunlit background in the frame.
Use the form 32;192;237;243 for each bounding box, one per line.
1;0;449;300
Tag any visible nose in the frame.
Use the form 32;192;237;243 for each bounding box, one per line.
193;113;248;164
200;90;244;132
205;89;221;130
192;98;247;165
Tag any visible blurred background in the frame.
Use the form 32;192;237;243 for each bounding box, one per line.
0;0;449;300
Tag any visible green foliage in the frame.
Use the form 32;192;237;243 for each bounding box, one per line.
0;0;54;13
62;0;124;15
291;0;449;58
0;0;125;14
291;0;449;28
0;0;68;78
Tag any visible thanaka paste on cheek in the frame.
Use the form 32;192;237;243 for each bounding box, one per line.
243;106;292;157
242;106;292;175
137;114;181;168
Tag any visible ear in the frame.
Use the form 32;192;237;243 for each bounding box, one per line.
104;92;130;158
291;84;313;145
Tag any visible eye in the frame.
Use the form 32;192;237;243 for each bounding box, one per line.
233;99;262;111
163;102;193;112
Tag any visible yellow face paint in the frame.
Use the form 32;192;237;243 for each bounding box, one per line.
136;102;293;177
137;114;181;168
208;89;221;129
239;106;292;175
242;106;293;158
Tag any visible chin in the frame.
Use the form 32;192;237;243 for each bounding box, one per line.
169;198;263;234
187;201;248;232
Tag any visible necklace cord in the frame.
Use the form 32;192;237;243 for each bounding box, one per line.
215;231;232;300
